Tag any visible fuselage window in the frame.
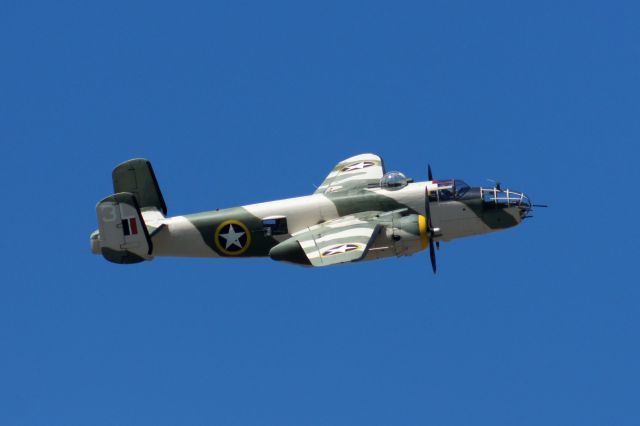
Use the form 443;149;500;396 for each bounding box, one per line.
263;217;288;236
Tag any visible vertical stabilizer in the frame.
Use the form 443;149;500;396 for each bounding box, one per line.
95;192;153;264
112;159;167;215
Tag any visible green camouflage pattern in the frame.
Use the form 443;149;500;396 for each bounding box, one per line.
91;154;531;266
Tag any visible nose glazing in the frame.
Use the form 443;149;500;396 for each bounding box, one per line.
519;193;532;218
481;187;532;218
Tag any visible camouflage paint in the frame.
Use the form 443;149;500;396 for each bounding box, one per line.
91;154;532;266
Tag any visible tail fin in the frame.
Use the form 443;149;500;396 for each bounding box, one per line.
95;192;153;264
112;159;167;215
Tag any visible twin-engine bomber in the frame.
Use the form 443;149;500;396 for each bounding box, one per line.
90;154;543;271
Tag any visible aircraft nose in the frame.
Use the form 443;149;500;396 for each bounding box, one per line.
481;187;532;220
519;193;532;219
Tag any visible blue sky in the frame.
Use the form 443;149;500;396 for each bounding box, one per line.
1;1;639;425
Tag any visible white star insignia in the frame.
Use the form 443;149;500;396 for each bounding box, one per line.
342;161;374;172
219;224;245;249
322;244;360;256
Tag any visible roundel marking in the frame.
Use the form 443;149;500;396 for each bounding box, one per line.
214;220;252;256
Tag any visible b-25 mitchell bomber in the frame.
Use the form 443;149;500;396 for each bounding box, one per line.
90;154;542;271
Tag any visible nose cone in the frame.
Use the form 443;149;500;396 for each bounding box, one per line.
480;187;533;228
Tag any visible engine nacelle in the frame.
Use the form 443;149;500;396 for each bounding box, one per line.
365;214;428;261
392;214;429;255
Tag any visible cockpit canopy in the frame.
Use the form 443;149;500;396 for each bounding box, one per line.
380;171;409;190
429;179;470;201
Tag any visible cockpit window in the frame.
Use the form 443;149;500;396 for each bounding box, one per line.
429;179;470;201
454;180;470;197
438;187;455;201
380;171;408;190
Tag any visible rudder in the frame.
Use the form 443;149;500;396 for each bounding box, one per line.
95;192;153;264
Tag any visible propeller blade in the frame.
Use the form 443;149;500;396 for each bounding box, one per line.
428;164;433;181
429;240;437;273
424;187;433;229
425;185;437;274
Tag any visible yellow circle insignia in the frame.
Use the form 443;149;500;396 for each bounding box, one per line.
214;220;252;256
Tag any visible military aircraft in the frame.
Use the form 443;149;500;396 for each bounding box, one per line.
90;154;542;271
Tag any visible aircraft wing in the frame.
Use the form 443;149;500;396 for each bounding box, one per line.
285;214;381;266
315;153;385;194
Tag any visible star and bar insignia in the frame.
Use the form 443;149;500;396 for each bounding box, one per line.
341;161;376;172
321;243;362;257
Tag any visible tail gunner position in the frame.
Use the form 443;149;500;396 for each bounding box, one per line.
90;154;542;271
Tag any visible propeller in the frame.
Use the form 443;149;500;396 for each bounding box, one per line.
425;164;438;274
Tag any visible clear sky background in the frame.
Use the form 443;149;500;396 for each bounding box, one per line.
1;1;639;425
